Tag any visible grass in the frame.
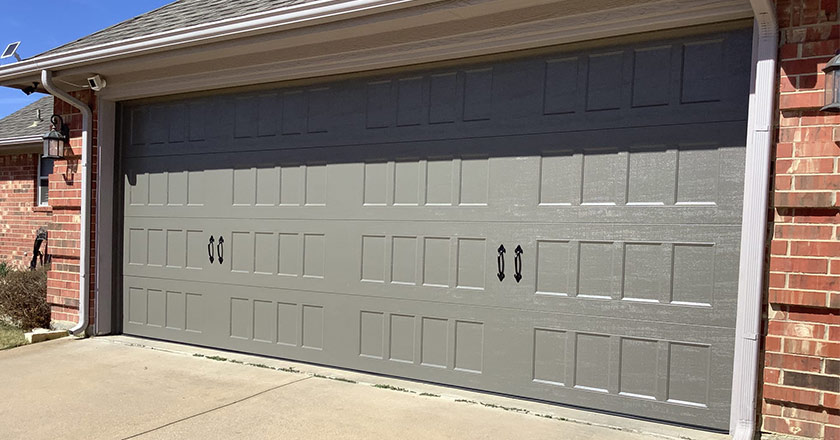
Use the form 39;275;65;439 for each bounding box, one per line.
0;323;26;350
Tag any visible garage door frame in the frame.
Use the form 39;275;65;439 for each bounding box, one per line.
90;11;771;437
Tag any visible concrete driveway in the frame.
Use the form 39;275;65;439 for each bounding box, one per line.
0;337;727;440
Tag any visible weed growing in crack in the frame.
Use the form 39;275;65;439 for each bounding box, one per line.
455;399;478;404
247;363;272;369
205;355;228;362
193;354;205;358
419;392;440;397
330;377;357;384
479;402;530;414
228;359;244;364
374;384;414;393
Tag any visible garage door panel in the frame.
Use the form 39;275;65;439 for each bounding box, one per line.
124;216;738;328
122;29;751;162
122;275;734;427
121;27;752;430
123;122;746;224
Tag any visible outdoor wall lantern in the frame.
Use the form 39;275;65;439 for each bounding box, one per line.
821;52;840;113
42;115;68;159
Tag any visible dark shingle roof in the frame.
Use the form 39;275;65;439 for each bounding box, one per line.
0;96;53;140
38;0;310;58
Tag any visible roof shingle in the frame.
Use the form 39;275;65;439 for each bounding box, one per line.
0;96;53;140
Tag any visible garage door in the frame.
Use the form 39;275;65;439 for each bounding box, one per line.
120;27;751;429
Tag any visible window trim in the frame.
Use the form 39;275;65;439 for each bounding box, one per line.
37;155;50;207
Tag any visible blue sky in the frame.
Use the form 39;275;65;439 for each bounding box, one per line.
0;0;172;118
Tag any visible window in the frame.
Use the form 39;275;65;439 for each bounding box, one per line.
37;156;53;206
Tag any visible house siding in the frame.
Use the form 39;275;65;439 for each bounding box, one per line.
762;1;840;438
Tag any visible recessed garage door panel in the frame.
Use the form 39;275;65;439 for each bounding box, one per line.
121;27;751;429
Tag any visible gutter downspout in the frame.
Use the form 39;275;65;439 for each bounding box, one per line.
731;1;777;439
41;69;92;337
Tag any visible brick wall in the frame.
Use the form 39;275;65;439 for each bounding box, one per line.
762;1;840;438
0;152;52;269
46;92;96;328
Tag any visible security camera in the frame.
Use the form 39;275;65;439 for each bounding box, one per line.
21;82;37;95
87;74;106;91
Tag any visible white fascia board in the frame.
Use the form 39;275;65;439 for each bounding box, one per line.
0;0;433;82
0;135;42;147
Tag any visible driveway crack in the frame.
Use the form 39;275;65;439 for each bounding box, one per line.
121;376;311;439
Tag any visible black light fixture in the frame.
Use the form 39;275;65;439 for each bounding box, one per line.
42;115;68;159
821;52;840;113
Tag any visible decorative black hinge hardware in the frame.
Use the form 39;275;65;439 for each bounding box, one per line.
496;244;506;281
217;236;224;264
514;245;523;283
208;236;215;263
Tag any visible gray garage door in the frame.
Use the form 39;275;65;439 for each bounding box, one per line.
120;26;751;429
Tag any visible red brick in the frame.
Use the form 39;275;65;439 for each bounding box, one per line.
776;174;793;190
789;274;840;291
782;405;830;424
795;142;840;157
774;224;834;240
771;240;789;256
762;416;822;438
765;352;823;372
775;191;834;208
790;241;840;258
777;142;795;158
802;39;840;58
784;338;840;357
769;273;788;289
764;384;821;406
777;158;836;174
770;256;828;273
766;335;783;352
770;289;827;307
825;393;840;410
780;43;801;60
787;309;840;325
765;367;781;384
780;91;824;109
768;321;825;339
797;175;840;191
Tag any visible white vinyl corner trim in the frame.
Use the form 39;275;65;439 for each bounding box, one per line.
41;70;93;337
730;1;777;438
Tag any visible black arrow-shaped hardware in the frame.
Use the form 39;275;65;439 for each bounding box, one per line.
496;244;506;281
217;236;224;264
514;245;523;283
208;235;215;263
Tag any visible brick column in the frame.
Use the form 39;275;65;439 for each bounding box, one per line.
46;92;97;328
761;1;840;438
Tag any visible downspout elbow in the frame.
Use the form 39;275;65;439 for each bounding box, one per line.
40;70;93;337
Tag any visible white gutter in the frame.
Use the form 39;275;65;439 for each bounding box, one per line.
0;135;41;147
0;0;434;82
730;0;777;439
41;70;92;337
